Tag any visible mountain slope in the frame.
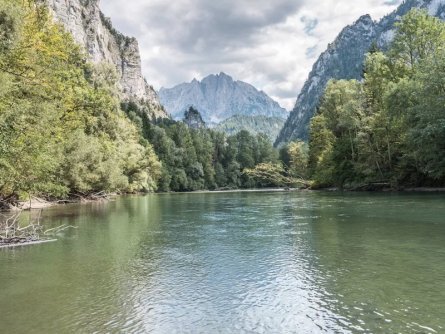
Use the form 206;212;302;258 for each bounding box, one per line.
159;73;288;123
44;0;167;119
276;0;445;146
215;115;285;143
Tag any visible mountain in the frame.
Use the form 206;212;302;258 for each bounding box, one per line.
275;0;445;146
215;115;285;143
44;0;168;119
159;73;288;123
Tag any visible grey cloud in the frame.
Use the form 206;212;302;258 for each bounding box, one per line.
101;0;403;109
383;0;400;5
301;16;319;35
141;0;305;53
269;86;301;99
305;45;318;58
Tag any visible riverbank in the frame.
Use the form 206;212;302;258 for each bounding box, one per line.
1;193;113;212
401;187;445;192
313;183;445;193
4;185;445;212
353;186;445;193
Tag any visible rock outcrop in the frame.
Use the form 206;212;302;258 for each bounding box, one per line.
183;107;206;130
44;0;168;119
275;0;445;146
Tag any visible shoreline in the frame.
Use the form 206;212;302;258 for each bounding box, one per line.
398;187;445;192
344;187;445;193
3;196;111;212
2;186;445;212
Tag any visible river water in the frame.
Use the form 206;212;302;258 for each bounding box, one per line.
1;191;444;333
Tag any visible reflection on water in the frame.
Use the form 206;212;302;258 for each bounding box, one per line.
0;192;444;333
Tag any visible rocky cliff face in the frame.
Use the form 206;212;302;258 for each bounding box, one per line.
275;0;445;146
159;72;288;124
44;0;167;119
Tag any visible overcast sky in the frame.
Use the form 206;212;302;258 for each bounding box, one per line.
100;0;402;110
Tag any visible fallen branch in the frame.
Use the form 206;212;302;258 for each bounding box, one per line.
44;224;77;236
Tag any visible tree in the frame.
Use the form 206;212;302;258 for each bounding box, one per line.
287;141;309;179
391;9;445;72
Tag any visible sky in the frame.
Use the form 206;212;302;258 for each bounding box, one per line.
100;0;402;110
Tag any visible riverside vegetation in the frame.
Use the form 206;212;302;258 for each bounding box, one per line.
307;9;445;190
1;2;444;212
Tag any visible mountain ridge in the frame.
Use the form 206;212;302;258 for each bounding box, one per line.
159;72;288;123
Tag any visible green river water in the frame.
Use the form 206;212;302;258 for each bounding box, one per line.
0;191;444;333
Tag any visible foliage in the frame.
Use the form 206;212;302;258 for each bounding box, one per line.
0;0;161;201
308;9;445;188
287;141;309;179
125;105;282;191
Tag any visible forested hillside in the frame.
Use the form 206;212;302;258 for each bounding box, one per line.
122;103;281;191
215;115;285;143
0;0;160;205
307;10;445;189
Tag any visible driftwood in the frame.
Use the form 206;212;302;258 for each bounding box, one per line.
0;210;41;246
0;210;77;248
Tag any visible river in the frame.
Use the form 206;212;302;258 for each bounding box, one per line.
1;191;444;333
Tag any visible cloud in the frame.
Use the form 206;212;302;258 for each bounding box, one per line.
301;16;319;35
100;0;402;110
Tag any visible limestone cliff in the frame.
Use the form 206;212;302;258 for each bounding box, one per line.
44;0;167;119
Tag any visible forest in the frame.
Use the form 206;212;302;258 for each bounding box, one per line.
122;101;288;191
1;1;444;209
307;9;445;189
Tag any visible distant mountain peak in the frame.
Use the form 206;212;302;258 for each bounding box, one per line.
159;73;288;123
